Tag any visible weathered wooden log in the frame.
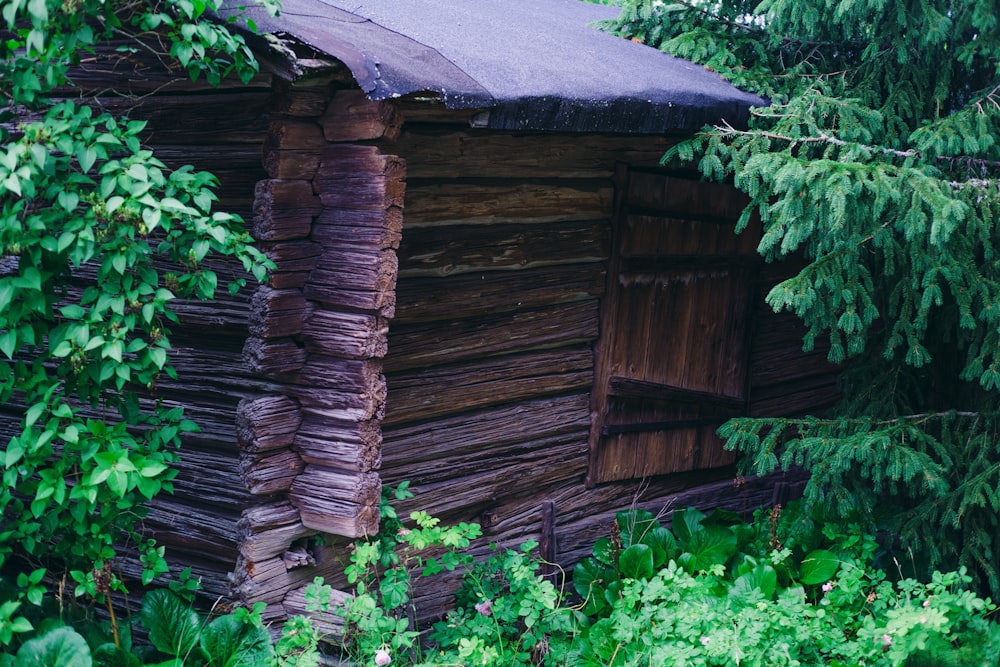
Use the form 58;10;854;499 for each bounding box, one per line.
392;128;674;179
381;394;590;467
321;89;401;142
96;91;271;144
314;144;404;206
403;180;612;227
300;309;388;360
240;448;306;495
236;395;303;454
253;180;321;240
289;467;381;538
168;447;253;509
262;119;326;180
293;356;382;392
260;240;322;275
269;79;333;118
386;431;587;513
287;382;387;423
242;337;307;377
247;286;311;339
392;264;605;324
396;219;610;278
282;585;351;638
384;347;593;426
311;206;402;250
233;545;345;606
384;301;598;373
143;499;240;562
293;415;381;472
308;248;398;293
305;249;397;317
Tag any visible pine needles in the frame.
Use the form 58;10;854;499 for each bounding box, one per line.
607;0;1000;595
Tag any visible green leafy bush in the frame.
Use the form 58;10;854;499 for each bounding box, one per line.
0;0;276;625
315;490;1000;666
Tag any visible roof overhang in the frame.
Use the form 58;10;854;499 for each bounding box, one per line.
222;0;765;134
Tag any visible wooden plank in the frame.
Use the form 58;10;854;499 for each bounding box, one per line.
626;172;753;221
381;394;590;467
384;301;599;373
242;337;307;377
300;309;389;360
308;247;399;292
289;467;381;538
403;180;612;227
252;179;321;241
240;449;305;495
384;347;593;426
321;89;401;142
247;286;311;338
607;377;745;409
293;416;381;471
312;207;403;250
392;128;675;179
269;78;333;117
396;220;610;278
393;264;605;324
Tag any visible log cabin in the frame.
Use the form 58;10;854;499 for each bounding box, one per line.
11;0;842;631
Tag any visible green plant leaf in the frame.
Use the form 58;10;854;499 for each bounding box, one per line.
619;544;655;581
591;537;616;565
201;615;273;667
729;564;778;602
640;526;677;568
572;558;611;615
14;626;91;667
92;643;142;667
140;590;201;658
799;549;840;585
616;509;657;546
678;525;737;573
671;507;707;546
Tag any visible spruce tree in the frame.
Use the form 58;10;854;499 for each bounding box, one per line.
606;1;1000;592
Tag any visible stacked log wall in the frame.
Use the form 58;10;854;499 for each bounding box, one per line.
366;119;766;618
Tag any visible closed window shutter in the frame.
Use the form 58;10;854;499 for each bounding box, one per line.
588;169;760;484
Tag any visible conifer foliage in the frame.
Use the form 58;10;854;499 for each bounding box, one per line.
607;1;1000;592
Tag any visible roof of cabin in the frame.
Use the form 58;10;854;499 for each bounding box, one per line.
228;0;765;133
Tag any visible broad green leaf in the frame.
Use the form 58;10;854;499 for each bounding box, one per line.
13;626;91;667
140;590;201;658
591;537;616;565
678;525;737;574
92;643;142;667
671;507;707;546
640;526;677;568
201;615;273;667
618;544;654;581
799;549;840;585
729;564;778;602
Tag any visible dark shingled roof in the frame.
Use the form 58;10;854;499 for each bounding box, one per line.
231;0;764;133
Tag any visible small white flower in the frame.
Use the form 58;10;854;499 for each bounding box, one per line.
374;648;391;665
700;636;710;646
822;582;834;592
881;634;892;647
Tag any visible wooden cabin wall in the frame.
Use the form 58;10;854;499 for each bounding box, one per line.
10;43;843;635
359;114;820;618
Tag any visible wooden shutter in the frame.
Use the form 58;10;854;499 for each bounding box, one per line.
588;169;761;484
